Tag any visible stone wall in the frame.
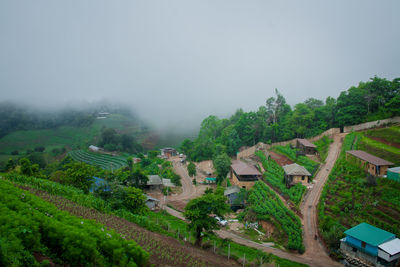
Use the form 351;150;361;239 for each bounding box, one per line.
343;116;400;133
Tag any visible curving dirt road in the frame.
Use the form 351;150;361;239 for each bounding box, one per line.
299;133;346;266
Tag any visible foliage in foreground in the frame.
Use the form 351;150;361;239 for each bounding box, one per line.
247;182;304;252
256;151;306;206
0;179;148;267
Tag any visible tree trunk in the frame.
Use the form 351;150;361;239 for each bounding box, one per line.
195;229;203;246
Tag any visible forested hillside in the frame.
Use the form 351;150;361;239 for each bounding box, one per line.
181;76;400;161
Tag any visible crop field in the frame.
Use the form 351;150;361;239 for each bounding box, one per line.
0;179;148;267
256;151;306;206
68;150;128;170
247;181;304;252
318;133;400;254
273;145;319;176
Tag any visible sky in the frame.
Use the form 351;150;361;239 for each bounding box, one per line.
1;1;399;130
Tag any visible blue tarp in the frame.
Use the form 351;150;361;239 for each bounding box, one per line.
90;177;111;193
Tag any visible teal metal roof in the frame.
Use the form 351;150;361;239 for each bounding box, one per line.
206;177;216;181
345;223;395;246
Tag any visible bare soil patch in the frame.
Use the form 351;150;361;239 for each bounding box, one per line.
269;151;293;166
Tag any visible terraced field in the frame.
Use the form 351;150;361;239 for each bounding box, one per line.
68;150;128;170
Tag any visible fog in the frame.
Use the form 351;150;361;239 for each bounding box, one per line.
1;1;399;131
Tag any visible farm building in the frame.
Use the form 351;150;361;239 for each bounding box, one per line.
346;150;394;176
160;147;177;158
296;138;317;155
387;167;400;183
283;163;311;187
224;186;241;205
146;175;163;190
89;145;101;152
340;222;400;267
145;195;160;210
162;178;175;187
230;160;261;189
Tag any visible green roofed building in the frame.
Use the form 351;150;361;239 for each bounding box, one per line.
340;222;400;266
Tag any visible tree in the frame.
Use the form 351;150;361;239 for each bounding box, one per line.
5;158;16;171
187;162;197;177
184;191;230;245
19;158;33;176
123;186;149;214
64;162;96;193
213;153;231;184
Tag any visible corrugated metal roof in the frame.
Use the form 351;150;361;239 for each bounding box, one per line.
231;160;261;176
379;238;400;256
147;175;162;185
224;186;241;196
297;138;317;148
345;223;395;246
346;150;394;166
388;167;400;173
282;163;311;176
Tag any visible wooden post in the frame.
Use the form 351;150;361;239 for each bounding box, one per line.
228;243;230;260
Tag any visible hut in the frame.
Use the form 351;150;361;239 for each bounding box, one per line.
296;139;317;155
283;163;311;187
346;150;394;176
160;148;177;158
145;195;160;210
230;160;261;189
146;175;163;190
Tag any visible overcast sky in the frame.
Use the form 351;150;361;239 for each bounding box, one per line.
1;1;399;129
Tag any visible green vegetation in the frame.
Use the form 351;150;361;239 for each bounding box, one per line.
182;77;400;162
246;181;304;252
0;179;148;267
68;150;128;170
314;136;333;162
273;145;319;176
364;125;400;144
318;133;400;255
256;151;306;206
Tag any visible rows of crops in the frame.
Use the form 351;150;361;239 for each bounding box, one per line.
273;145;319;176
255;151;306;206
248;181;304;252
68;150;128;170
0;179;147;267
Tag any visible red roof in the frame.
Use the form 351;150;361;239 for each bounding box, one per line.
346;150;394;166
297;138;317;148
231;160;261;176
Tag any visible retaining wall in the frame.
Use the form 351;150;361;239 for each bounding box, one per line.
343;117;400;133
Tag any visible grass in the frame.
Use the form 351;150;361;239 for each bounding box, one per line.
314;136;333;162
364;125;400;144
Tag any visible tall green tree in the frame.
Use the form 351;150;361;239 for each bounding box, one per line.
213;153;231;184
184;190;230;245
187;162;197;177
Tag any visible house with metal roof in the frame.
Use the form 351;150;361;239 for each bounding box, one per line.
230;160;261;189
296;138;317;155
145;175;163;190
283;163;311;187
340;222;400;266
346;150;394;176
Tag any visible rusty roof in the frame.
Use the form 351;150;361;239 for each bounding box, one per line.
297;138;317;148
346;150;394;166
231;160;261;176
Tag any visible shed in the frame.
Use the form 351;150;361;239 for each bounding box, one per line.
224;186;241;204
160;147;177;158
145;195;160;210
283;163;311;187
230;160;261;189
146;175;163;190
296;139;317;155
346;150;394;176
378;238;400;263
162;178;175;187
387;167;400;183
205;177;216;184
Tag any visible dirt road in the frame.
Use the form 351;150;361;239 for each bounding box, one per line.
299;133;346;266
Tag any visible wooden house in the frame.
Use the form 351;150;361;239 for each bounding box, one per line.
283;163;311;187
160;147;177;158
230;160;261;189
296;139;317;155
346;150;394;176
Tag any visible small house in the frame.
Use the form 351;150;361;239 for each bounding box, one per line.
145;195;160;210
387;167;400;183
296;139;317;155
224;186;241;205
346;150;394;176
340;222;400;266
160;147;177;158
146;175;163;190
230;160;261;189
283;163;311;187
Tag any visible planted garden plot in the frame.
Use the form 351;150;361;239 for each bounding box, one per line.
68;150;128;170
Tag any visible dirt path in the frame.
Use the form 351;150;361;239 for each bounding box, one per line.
299;133;346;266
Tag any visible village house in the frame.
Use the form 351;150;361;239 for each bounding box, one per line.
296;138;317;155
346;150;394;176
160;147;177;158
145;175;163;190
230;160;261;189
283;163;311;187
144;195;160;210
340;222;400;267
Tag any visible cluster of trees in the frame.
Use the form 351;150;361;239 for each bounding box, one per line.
181;77;399;161
99;127;143;153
